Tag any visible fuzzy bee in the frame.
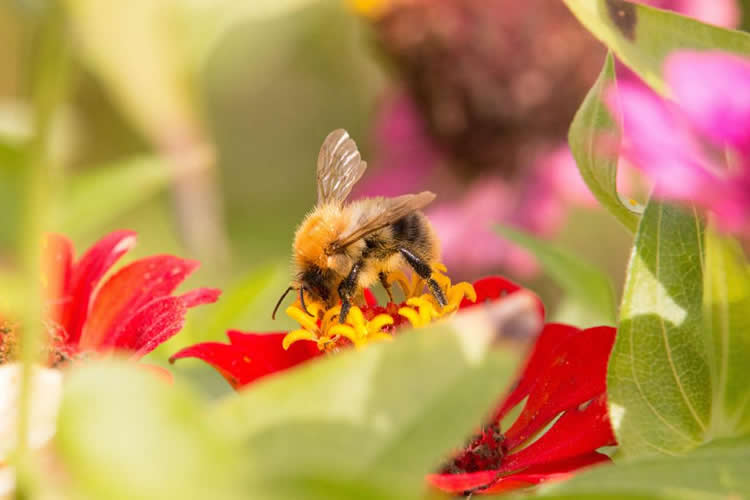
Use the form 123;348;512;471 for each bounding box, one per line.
272;129;447;324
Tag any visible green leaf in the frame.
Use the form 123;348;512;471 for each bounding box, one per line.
535;438;750;499
608;201;710;458
56;361;247;500
563;0;750;94
61;155;170;238
212;302;537;499
703;227;750;438
495;225;616;327
569;52;642;232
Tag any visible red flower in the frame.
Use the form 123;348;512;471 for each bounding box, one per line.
170;276;534;387
170;276;615;494
43;230;220;363
430;323;616;494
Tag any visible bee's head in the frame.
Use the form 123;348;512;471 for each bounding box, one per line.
271;265;333;320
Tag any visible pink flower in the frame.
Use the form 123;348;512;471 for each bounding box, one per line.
634;0;740;28
43;230;221;363
607;51;750;232
428;179;540;278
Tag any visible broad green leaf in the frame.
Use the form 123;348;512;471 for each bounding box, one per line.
569;52;642;232
56;361;247;500
608;201;709;458
495;225;616;326
703;227;750;438
61;156;170;238
563;0;750;94
535;437;750;499
212;297;540;499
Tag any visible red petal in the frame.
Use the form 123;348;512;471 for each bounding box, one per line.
462;276;545;320
495;323;580;421
427;453;610;494
479;453;611;494
363;288;378;308
60;230;137;345
43;233;74;325
427;470;499;493
503;326;615;450
170;330;321;389
79;255;200;350
179;288;221;308
501;394;615;473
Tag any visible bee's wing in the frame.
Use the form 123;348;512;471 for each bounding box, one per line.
316;129;368;205
329;191;436;252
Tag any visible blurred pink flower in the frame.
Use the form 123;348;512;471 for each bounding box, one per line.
428;178;539;278
607;51;750;232
634;0;740;28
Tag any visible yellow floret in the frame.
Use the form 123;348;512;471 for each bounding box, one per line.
282;263;476;350
282;301;394;351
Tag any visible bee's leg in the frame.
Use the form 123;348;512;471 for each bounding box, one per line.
338;261;363;324
379;271;395;303
398;248;447;307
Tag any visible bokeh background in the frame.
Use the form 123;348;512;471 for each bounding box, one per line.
1;0;748;397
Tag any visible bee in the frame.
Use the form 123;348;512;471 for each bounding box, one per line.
272;129;447;324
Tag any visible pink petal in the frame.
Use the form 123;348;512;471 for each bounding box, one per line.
79;255;200;350
501;394;615;472
666;51;750;155
503;326;616;450
170;330;321;389
42;233;74;326
60;230;136;345
607;81;724;203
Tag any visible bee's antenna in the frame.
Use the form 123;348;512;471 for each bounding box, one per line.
299;287;312;316
272;286;294;320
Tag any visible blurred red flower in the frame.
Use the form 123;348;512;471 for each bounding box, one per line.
43;230;220;364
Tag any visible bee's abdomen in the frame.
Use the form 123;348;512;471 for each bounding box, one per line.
390;212;437;261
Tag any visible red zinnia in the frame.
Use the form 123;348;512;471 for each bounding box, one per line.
430;322;616;494
171;275;615;494
43;230;220;364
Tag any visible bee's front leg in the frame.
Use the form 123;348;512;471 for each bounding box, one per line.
338;261;363;324
398;247;447;307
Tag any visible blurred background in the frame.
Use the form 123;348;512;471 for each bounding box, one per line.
0;0;747;397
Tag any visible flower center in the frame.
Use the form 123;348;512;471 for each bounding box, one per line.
282;264;476;351
441;423;507;475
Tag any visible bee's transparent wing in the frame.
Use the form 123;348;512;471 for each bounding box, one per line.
316;129;368;205
329;191;436;252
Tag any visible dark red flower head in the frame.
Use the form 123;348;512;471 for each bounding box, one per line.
43;230;220;364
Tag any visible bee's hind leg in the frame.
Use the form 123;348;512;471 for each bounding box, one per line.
398;248;447;307
379;271;395;303
338;261;363;324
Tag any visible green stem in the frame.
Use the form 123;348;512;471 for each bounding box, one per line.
15;3;70;491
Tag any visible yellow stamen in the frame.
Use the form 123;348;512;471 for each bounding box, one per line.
281;263;476;351
282;329;318;350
